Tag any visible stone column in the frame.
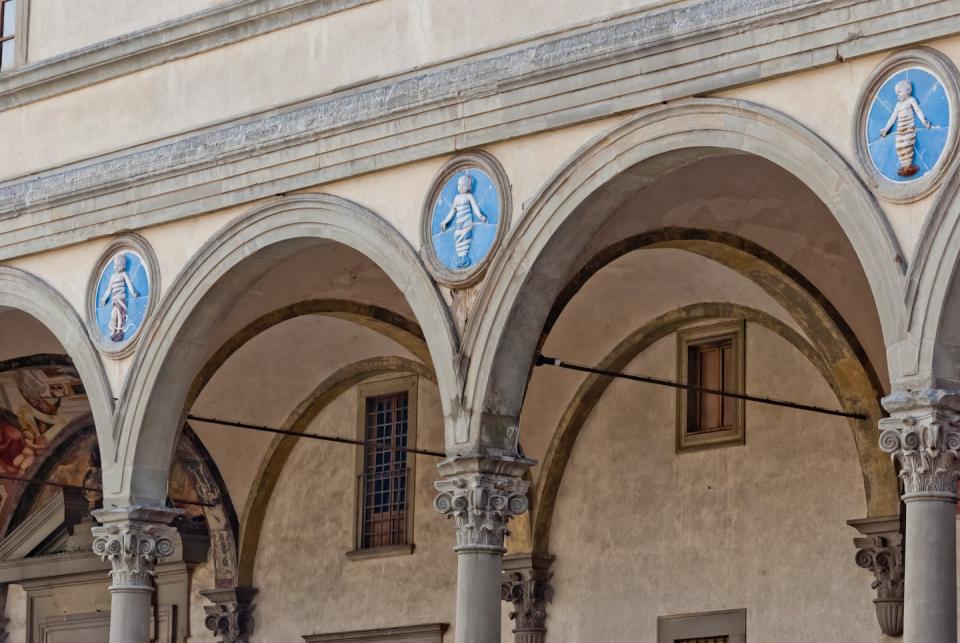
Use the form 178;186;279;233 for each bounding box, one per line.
501;554;554;643
201;586;258;643
878;389;960;643
435;456;533;643
91;506;181;643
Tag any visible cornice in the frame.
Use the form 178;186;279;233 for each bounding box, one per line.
0;0;958;259
0;0;376;112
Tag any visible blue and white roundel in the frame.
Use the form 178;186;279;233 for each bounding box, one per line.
865;66;951;182
94;251;150;344
430;168;501;271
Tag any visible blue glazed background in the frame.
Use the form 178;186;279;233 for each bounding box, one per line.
430;168;501;271
94;251;150;343
865;67;951;182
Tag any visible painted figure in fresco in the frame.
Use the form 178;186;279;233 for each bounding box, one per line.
100;253;140;342
0;409;46;475
439;174;487;268
879;79;932;177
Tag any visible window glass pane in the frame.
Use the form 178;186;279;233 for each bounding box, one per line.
722;345;735;424
0;39;13;71
699;346;721;429
1;1;13;38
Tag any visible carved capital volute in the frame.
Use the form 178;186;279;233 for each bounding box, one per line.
849;516;904;637
434;456;533;554
501;554;554;639
201;586;258;643
879;389;960;501
91;506;181;592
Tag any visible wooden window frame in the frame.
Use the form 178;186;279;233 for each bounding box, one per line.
676;320;746;453
346;375;418;561
0;0;28;72
658;608;746;643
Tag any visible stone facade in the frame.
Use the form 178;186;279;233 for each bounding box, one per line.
1;1;960;642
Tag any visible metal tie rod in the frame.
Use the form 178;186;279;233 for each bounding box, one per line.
534;353;867;420
186;414;447;458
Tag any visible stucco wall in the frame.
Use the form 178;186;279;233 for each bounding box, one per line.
250;376;456;641
541;325;885;642
27;0;234;61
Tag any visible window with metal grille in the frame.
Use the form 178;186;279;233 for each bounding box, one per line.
658;609;745;643
359;390;410;550
0;0;15;71
676;321;745;452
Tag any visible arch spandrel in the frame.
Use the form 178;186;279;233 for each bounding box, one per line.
112;194;461;507
462;98;907;455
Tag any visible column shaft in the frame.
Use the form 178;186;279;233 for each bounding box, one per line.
455;552;504;643
107;588;153;643
903;497;957;641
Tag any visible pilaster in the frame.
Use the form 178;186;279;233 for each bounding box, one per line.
201;586;258;643
501;554;554;643
848;516;904;636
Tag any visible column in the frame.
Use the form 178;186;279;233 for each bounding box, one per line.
435;456;532;643
91;506;181;643
501;554;554;643
879;389;960;643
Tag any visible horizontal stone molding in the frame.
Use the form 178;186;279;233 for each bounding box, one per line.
1;0;959;259
0;0;375;112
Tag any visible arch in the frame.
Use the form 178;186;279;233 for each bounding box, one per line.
902;172;960;389
112;194;460;507
463;98;906;455
0;267;115;466
527;302;886;556
236;356;436;585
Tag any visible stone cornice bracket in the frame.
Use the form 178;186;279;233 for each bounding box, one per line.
91;506;181;592
501;554;554;643
434;456;533;554
200;586;258;643
879;389;960;501
848;516;904;636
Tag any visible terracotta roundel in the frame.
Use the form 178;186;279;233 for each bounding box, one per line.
86;234;159;358
421;152;511;288
856;48;960;202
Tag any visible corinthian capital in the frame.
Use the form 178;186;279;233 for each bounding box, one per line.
879;389;960;500
501;554;554;643
434;456;533;553
91;506;180;591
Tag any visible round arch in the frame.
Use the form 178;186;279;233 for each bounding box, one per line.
112;194;460;507
523;302;888;556
902;173;960;390
462;98;906;455
0;267;115;463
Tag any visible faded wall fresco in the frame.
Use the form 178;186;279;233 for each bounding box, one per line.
0;354;89;532
0;354;239;586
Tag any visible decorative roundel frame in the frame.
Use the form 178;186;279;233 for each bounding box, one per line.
420;151;512;288
854;47;960;203
85;233;160;359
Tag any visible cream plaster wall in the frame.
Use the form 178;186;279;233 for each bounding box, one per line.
717;34;960;259
542;325;887;642
191;314;418;516
251;376;455;642
188;558;216;642
3;584;26;643
0;308;63;359
0;0;653;180
27;0;233;61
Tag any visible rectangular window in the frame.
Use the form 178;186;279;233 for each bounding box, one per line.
658;609;745;643
349;375;418;559
676;321;745;452
0;0;15;72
